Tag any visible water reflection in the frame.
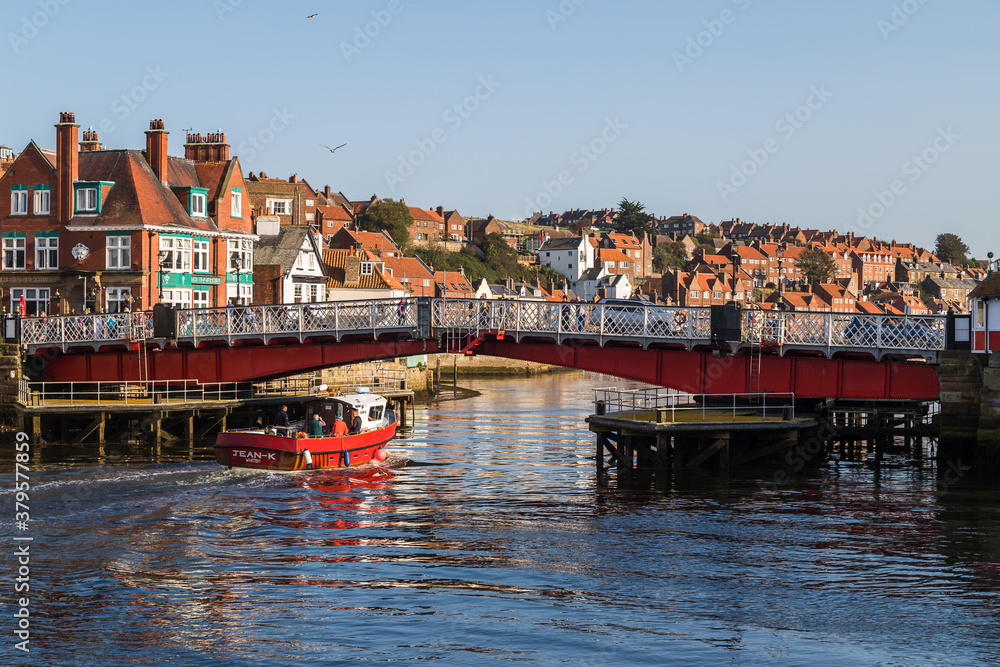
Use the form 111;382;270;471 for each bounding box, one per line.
4;372;1000;665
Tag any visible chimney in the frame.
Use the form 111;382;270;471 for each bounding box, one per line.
145;119;169;183
436;206;444;218
289;174;297;183
79;127;102;152
324;185;331;199
183;130;230;162
55;112;79;224
344;255;361;286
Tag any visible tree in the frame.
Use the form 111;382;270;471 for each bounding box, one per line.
653;239;687;273
356;198;413;250
935;233;969;266
480;232;518;272
797;247;836;285
616;198;656;242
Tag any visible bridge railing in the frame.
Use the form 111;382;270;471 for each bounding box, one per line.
433;298;711;340
742;310;946;351
20;311;154;347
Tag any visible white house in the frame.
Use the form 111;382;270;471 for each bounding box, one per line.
538;236;595;282
253;223;327;304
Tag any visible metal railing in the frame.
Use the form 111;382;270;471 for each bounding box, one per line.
593;386;796;424
15;297;947;354
19;372;408;408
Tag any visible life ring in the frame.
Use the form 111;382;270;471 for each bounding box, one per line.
674;312;688;325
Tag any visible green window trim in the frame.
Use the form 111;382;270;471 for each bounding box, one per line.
231;187;242;193
73;182;112;214
33;231;59;237
2;232;27;238
105;230;132;237
159;232;193;239
193;285;211;291
193;235;210;242
33;184;51;190
10;185;28;191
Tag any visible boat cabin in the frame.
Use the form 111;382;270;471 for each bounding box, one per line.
969;270;1000;353
305;389;390;434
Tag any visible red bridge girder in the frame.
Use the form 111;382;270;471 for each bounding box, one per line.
31;335;939;401
475;340;940;401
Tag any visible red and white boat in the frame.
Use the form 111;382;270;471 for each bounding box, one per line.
215;389;398;471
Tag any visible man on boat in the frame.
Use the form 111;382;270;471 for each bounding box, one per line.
333;415;349;437
274;405;289;427
349;408;362;435
308;414;326;437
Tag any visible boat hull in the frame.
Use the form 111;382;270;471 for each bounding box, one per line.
215;421;398;471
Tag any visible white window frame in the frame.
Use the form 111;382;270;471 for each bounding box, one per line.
11;190;27;215
10;287;50;316
231;189;242;218
309;284;319;302
191;192;207;217
193;239;210;273
293;284;302;303
3;237;26;270
267;198;292;215
76;188;98;212
161;288;192;309
160;237;191;272
105;287;131;313
227;238;252;272
192;289;209;308
106;235;131;270
35;236;58;270
33;190;50;215
361;262;374;276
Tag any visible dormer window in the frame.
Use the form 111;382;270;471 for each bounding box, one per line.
76;188;97;212
360;261;374;276
191;191;207;217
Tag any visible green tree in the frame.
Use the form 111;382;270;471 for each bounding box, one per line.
356;198;413;250
694;230;719;246
653;239;687;273
616;198;656;242
934;233;969;265
797;247;836;284
480;232;518;272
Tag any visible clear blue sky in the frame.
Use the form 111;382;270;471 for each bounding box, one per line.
3;0;997;256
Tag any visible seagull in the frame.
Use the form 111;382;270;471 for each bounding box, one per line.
322;143;347;154
307;13;318;18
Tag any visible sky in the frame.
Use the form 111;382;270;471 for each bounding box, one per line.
3;0;998;256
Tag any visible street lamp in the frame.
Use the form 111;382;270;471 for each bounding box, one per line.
157;250;168;303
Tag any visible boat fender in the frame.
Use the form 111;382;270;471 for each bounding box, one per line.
343;450;351;467
374;448;387;462
295;431;307;439
303;449;313;467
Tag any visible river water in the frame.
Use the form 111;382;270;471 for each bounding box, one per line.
3;373;1000;666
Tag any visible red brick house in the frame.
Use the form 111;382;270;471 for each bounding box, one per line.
0;113;254;314
245;172;318;227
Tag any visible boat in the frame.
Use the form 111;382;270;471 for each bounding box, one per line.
215;388;398;471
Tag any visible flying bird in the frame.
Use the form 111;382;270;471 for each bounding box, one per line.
322;143;347;154
307;13;318;18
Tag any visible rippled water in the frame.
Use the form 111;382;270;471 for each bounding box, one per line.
3;373;1000;666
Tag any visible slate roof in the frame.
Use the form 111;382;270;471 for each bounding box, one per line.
254;226;318;273
969;273;1000;299
539;237;584;252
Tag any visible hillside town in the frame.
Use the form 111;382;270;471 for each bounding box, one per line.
0;114;987;317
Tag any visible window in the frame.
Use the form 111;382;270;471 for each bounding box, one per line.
35;236;58;270
11;190;27;215
10;287;49;316
33;189;50;215
76;188;98;212
231;188;242;217
193;239;209;272
310;284;320;302
308;253;315;270
423;279;430;287
161;289;192;309
193;289;209;308
690;291;700;299
267;198;291;215
361;262;374;276
105;287;131;313
160;237;191;271
107;235;131;270
294;284;302;303
228;238;252;272
3;237;26;270
191;192;206;217
305;199;315;207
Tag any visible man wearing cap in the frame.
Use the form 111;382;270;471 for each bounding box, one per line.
333;414;349;437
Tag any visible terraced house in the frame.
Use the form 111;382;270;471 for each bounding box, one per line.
0;113;255;314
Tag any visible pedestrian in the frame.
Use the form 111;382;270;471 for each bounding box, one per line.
398;297;406;325
349;408;363;435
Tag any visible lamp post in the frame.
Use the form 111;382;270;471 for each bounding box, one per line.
157;250;168;304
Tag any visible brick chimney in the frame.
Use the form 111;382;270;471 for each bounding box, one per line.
289;174;297;183
436;206;444;218
145;119;168;183
344;255;361;285
324;185;331;199
79;127;103;152
55;112;79;224
184;130;229;162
